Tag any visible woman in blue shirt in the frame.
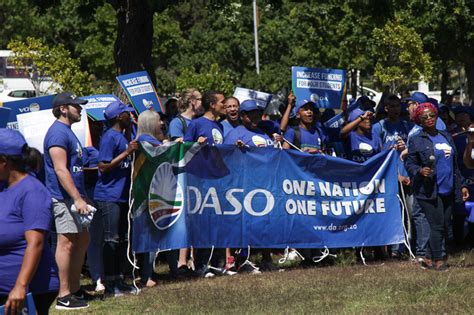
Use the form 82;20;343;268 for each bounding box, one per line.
0;129;59;314
405;102;469;270
94;101;138;296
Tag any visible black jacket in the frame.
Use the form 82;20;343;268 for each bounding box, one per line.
405;129;465;203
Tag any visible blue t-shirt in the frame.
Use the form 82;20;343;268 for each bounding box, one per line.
284;126;326;152
347;131;382;163
137;134;162;146
0;175;59;295
183;116;224;145
169;115;191;139
43;120;86;200
94;129;131;202
372;119;414;176
224;125;273;147
429;133;454;195
221;120;238;138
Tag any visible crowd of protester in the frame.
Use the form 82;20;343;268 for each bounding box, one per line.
1;87;474;313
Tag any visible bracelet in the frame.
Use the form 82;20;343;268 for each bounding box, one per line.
359;115;364;120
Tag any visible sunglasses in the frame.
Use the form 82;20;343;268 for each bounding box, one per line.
420;112;437;121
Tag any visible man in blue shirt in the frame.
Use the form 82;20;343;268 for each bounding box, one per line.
43;92;90;309
94;100;138;296
184;90;226;145
221;96;240;137
282;99;327;153
224;99;274;147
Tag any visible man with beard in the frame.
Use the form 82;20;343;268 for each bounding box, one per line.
43;92;91;309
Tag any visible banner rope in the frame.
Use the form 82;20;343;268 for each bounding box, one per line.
278;247;306;264
127;151;140;294
398;194;416;260
312;246;337;263
359;247;367;266
399;183;412;239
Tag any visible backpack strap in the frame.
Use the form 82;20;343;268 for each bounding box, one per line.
292;126;301;150
177;115;188;134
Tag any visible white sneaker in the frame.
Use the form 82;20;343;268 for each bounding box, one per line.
95;279;105;292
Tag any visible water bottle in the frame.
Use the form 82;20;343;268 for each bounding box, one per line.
70;204;97;228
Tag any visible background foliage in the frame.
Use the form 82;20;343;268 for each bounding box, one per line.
0;0;473;101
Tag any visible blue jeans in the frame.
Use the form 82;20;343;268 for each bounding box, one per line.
87;207;104;282
417;194;453;260
97;201;129;280
411;198;430;257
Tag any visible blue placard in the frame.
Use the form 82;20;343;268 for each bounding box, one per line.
132;143;403;252
81;94;121;121
0;107;11;128
1;95;55;130
116;71;163;113
292;66;347;109
0;293;36;315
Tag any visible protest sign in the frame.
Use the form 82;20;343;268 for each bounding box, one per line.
1;94;55;130
81;94;121;121
292;66;346;109
132;143;403;252
0;107;11;128
0;293;36;315
233;87;272;109
117;71;163;113
17;107;89;153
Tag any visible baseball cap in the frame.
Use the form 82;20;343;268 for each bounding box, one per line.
294;99;316;113
104;100;135;120
348;107;374;122
405;92;428;104
240;99;259;112
53;92;88;108
0;128;27;156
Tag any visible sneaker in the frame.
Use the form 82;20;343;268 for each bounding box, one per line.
106;281;140;297
208;266;237;276
194;265;216;278
420;258;433;270
237;260;261;274
72;288;95;301
434;261;449;272
95;279;105;292
176;265;196;279
224;256;237;272
259;260;282;272
55;294;89;310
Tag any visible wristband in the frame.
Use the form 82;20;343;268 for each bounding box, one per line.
359;115;364;121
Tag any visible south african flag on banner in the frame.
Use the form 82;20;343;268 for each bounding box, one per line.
131;141;203;252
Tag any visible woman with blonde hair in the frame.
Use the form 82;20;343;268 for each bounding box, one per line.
168;89;203;140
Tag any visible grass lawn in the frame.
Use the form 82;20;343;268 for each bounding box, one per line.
50;250;474;314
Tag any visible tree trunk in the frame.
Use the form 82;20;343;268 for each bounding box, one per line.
350;69;357;101
465;61;474;106
440;63;448;104
110;0;156;85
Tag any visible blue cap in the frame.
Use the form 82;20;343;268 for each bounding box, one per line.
348;108;365;122
405;92;428;104
0;128;27;156
104;100;134;120
240;99;259;112
294;99;316;113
